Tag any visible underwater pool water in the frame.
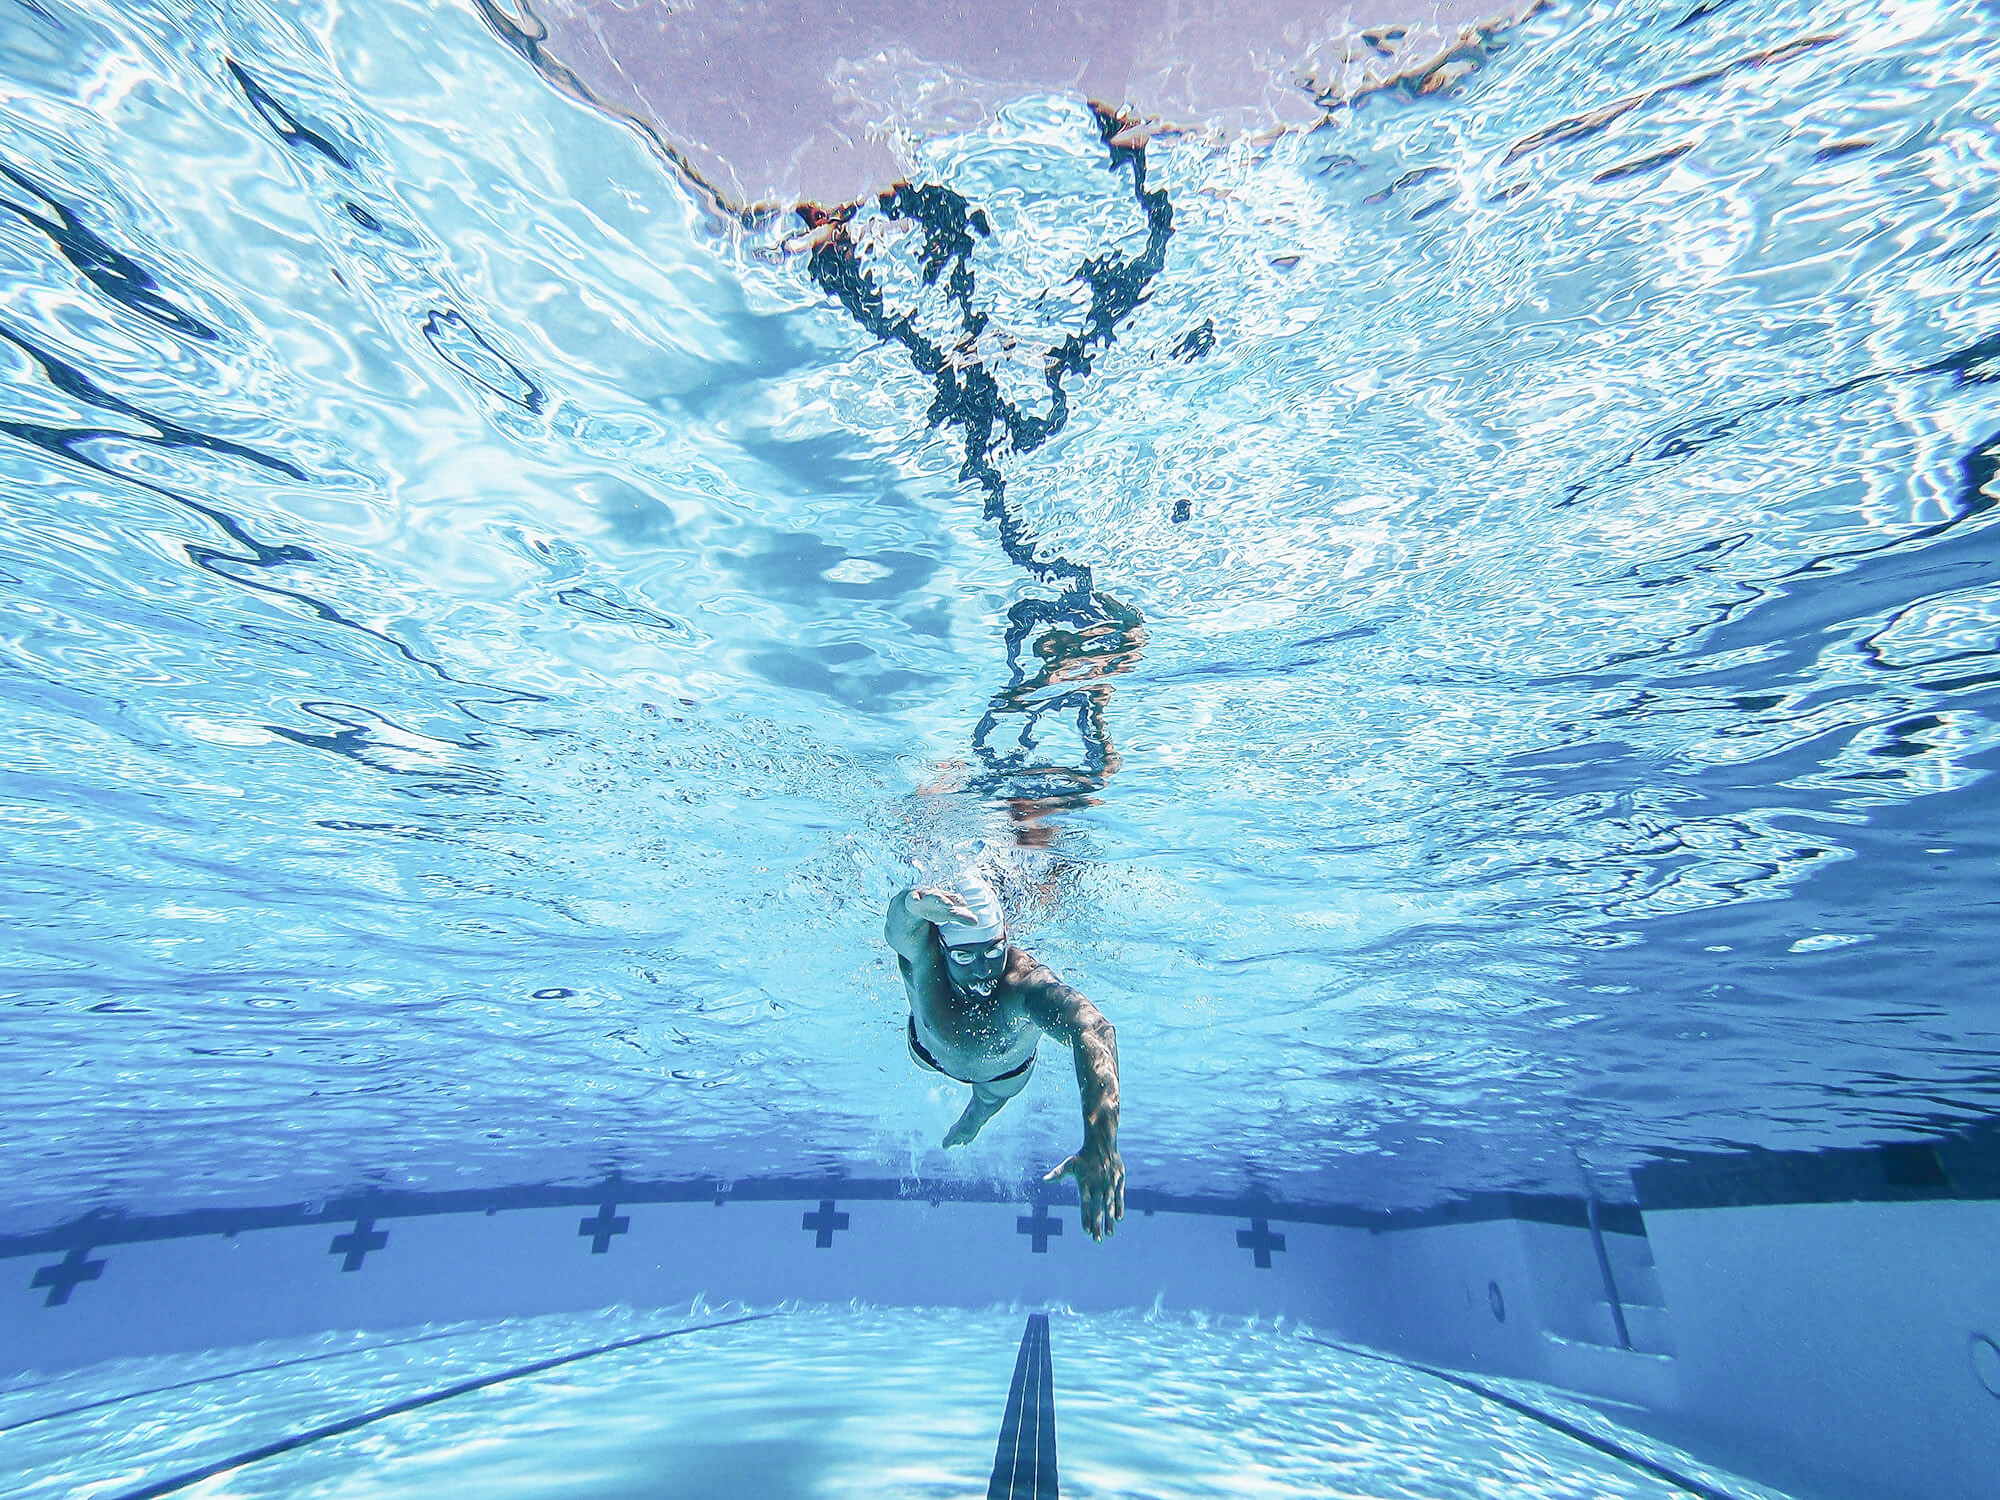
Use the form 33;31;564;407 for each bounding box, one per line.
2;0;1995;1220
2;0;1998;1492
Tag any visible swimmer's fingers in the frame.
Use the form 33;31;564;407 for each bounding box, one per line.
1045;1155;1114;1241
1042;1154;1090;1236
1043;1153;1087;1232
910;887;979;926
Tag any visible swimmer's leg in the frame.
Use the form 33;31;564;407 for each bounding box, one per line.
942;1058;1035;1148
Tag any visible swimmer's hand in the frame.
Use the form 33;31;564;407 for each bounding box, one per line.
905;887;982;931
1045;1140;1125;1242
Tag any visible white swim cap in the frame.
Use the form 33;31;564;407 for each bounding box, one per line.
943;873;1006;946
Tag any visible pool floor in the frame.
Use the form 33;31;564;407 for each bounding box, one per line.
0;1306;1792;1500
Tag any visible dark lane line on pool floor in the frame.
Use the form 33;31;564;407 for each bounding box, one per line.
0;1325;492;1436
102;1312;776;1500
1299;1336;1751;1500
988;1313;1059;1500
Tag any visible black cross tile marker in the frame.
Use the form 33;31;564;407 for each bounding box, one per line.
31;1247;104;1307
1017;1201;1063;1253
329;1218;388;1272
987;1313;1059;1499
801;1200;849;1248
578;1204;630;1254
1236;1217;1286;1269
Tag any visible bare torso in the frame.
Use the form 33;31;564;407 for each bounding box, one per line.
900;939;1044;1082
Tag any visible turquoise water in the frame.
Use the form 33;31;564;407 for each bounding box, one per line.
2;0;1997;1232
0;1306;1790;1498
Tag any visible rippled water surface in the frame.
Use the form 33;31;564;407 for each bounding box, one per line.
0;1306;1792;1498
2;0;1997;1223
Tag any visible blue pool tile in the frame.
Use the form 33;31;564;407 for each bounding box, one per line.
801;1200;850;1248
328;1219;388;1272
30;1246;104;1307
577;1205;630;1254
1016;1202;1063;1254
1236;1218;1286;1269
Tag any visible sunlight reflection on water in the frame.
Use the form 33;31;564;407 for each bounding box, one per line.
0;0;1995;1222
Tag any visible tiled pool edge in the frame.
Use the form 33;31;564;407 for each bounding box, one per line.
7;1140;1999;1500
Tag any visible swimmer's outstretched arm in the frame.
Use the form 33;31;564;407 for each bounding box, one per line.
1025;972;1124;1241
884;885;979;960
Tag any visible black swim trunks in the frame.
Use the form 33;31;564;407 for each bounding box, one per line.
907;1016;1035;1086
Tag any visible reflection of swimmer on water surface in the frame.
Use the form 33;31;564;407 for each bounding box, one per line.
884;873;1124;1240
972;590;1147;828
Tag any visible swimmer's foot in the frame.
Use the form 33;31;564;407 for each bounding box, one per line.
943;1097;995;1148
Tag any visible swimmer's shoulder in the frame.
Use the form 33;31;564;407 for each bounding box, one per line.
1004;946;1075;1002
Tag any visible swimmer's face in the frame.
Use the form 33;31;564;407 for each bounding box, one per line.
943;936;1006;998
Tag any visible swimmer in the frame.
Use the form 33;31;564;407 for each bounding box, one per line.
884;874;1124;1240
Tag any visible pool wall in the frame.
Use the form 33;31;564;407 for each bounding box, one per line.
7;1146;1999;1500
1;1187;1348;1373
